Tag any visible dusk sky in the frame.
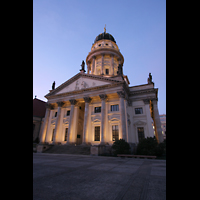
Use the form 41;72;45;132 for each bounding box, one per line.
33;0;166;114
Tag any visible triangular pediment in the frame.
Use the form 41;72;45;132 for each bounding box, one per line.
46;72;122;97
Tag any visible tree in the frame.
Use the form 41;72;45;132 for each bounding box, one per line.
136;136;166;157
111;139;130;156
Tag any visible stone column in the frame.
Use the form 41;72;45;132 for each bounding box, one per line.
82;97;92;145
91;56;96;74
111;54;114;75
39;103;52;144
87;61;91;74
117;91;127;141
152;98;164;143
66;99;77;144
143;99;154;137
53;101;64;143
101;54;104;75
99;94;107;144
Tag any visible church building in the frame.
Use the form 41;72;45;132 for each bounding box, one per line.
39;28;163;147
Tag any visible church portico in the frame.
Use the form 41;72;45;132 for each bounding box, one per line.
39;28;163;151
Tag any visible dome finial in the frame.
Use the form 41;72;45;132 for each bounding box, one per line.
104;24;106;33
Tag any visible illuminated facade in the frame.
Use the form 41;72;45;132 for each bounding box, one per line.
39;29;163;146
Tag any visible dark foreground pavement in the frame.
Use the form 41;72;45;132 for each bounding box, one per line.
33;153;166;200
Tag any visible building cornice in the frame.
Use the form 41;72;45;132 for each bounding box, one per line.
129;88;157;96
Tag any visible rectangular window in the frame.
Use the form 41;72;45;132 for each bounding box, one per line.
94;126;100;141
66;110;70;116
135;107;143;114
137;127;144;142
52;129;55;141
64;128;68;141
54;112;57;117
111;104;119;111
112;125;119;141
106;69;109;75
94;106;101;113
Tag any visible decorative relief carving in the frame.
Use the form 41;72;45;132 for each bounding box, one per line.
75;80;80;90
75;80;89;90
63;118;69;124
81;81;88;89
133;120;146;126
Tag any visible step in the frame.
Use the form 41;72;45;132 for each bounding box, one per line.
43;145;91;155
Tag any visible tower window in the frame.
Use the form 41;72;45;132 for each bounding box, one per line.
98;44;101;46
106;69;109;75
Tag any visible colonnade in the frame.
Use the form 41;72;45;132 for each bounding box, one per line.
39;92;127;145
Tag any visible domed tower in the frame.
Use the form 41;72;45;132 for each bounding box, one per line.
86;27;124;77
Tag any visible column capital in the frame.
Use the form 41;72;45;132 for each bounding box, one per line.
92;56;96;59
117;91;125;98
143;99;150;104
69;99;77;105
57;101;65;107
83;97;92;103
99;94;107;100
127;99;132;106
151;98;158;103
46;103;54;110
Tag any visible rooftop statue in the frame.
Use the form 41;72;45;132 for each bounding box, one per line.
80;60;86;72
52;81;55;90
147;73;153;84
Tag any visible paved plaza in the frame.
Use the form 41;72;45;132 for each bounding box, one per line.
33;153;166;200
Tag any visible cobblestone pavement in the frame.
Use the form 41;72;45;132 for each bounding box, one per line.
33;153;166;200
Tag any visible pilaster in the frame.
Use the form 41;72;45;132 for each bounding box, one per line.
151;98;164;143
117;91;127;141
92;56;96;74
110;54;114;75
87;61;91;74
143;99;154;138
101;54;104;75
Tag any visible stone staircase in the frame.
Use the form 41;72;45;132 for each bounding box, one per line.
43;145;91;155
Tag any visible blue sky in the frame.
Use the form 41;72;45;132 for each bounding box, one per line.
33;0;166;114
